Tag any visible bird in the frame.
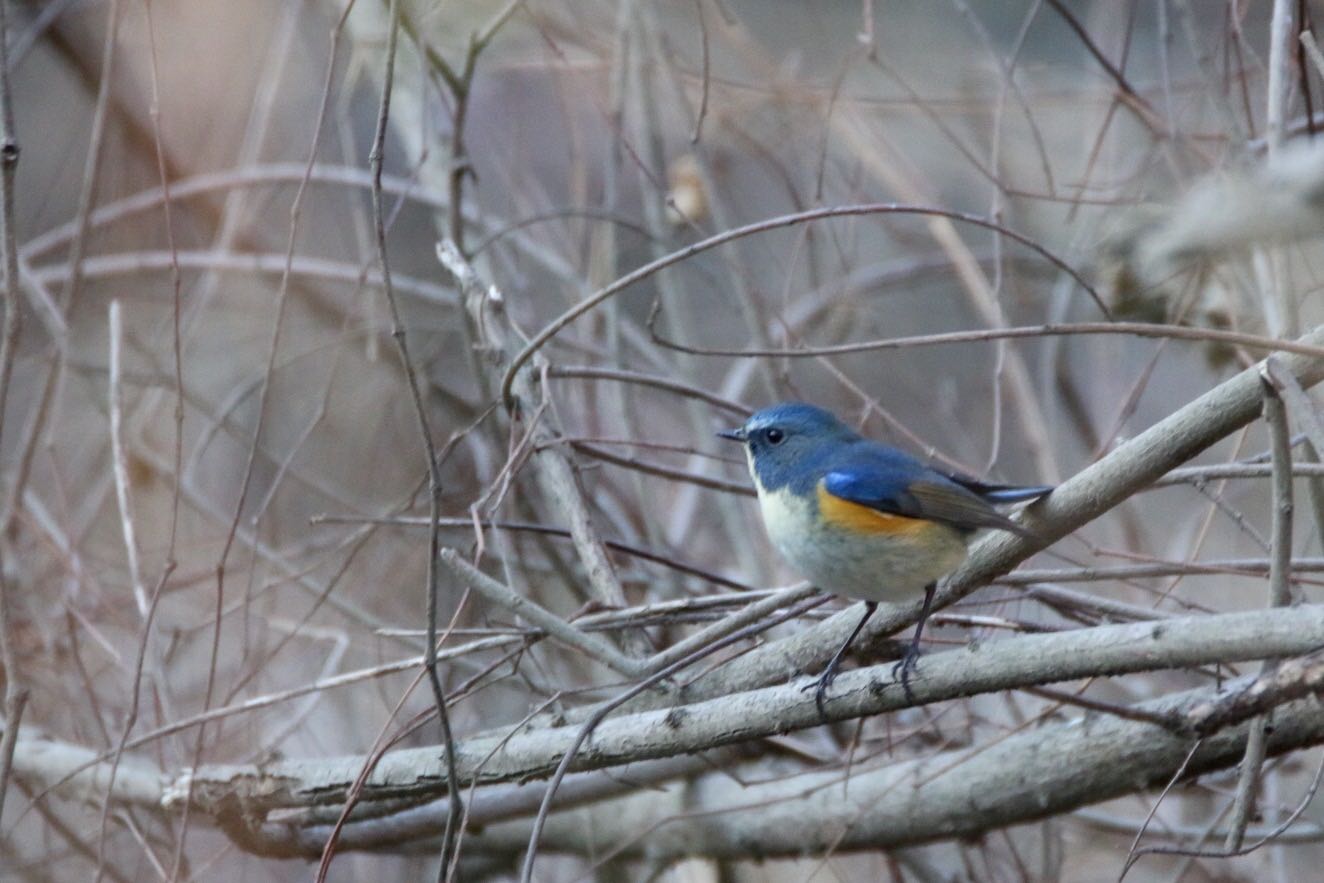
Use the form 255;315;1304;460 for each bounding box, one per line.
719;402;1052;713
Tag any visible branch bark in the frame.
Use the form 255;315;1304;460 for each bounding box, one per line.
438;241;645;655
452;677;1324;860
19;617;1324;859
146;603;1324;813
544;322;1324;721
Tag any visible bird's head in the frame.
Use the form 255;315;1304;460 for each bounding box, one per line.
719;402;859;491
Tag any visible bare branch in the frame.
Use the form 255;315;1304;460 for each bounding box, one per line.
498;204;1102;407
159;604;1324;813
438;240;645;654
437;548;645;678
1223;369;1295;850
591;325;1324;718
0;0;26;833
262;675;1324;860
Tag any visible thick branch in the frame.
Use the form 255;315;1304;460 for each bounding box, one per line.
75;669;1324;862
457;678;1324;859
630;322;1324;713
231;754;718;858
166;604;1324;813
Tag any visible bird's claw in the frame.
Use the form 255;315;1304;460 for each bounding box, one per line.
802;664;840;719
804;642;920;718
891;644;921;704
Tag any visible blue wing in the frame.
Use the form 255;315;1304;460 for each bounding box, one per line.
821;457;927;518
822;444;1047;535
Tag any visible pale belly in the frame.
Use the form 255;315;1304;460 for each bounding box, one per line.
756;485;968;603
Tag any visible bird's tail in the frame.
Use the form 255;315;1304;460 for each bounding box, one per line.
977;484;1054;504
946;475;1054;505
965;482;1052;541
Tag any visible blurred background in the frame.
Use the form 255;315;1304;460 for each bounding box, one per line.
3;0;1324;880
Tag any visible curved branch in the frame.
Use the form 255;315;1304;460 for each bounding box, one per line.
565;323;1324;719
170;603;1324;812
25;604;1324;857
497;204;1103;407
459;677;1324;860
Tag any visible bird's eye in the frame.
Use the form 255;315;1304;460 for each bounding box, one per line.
765;428;785;445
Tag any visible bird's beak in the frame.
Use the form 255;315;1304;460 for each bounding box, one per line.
717;427;747;442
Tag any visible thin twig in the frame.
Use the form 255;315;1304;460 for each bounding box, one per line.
1125;751;1324;872
1022;685;1183;730
1264;357;1324;557
314;659;446;882
107;302;148;617
318;512;756;590
172;0;355;874
1001;557;1324;585
28;249;455;303
643;583;820;673
571;441;752;495
59;0;121;310
438;548;644;677
94;300;172;883
438;240;645;654
1155;462;1324;485
91;565;171;883
689;0;710;143
648;320;1324;362
498;203;1103;406
401;0;519;257
1042;0;1163;132
368;2;463;877
1119;740;1204;880
1224;367;1295;851
139;0;186;576
518;595;827;881
547;365;750;415
0;687;29;826
0;0;27;833
20;163;451;258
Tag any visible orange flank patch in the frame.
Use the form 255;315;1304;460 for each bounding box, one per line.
816;483;934;536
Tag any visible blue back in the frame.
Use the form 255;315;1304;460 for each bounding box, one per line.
744;403;936;495
738;402;1050;529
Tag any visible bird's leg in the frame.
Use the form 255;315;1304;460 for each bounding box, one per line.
891;582;936;704
804;601;877;718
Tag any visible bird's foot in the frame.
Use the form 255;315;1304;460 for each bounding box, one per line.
802;660;843;719
891;643;921;704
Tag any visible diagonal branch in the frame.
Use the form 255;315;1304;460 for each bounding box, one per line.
437;548;645;678
25;605;1324;858
628;323;1324;715
157;603;1324;813
453;678;1324;860
1220;362;1298;854
438;241;645;656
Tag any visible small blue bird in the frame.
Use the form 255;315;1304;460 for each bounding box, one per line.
719;402;1051;711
